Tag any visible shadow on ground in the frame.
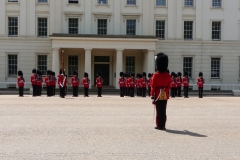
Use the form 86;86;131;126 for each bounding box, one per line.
166;129;207;137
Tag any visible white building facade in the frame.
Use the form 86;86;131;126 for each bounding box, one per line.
0;0;240;90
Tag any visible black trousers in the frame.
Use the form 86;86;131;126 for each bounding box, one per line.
128;87;131;96
171;88;176;97
47;86;51;96
130;87;134;97
60;86;65;98
136;88;139;96
37;86;41;96
155;100;167;128
84;87;89;96
198;87;203;98
73;86;78;97
148;87;151;97
125;87;128;96
139;88;142;96
32;85;37;96
142;87;146;97
98;87;102;97
19;86;24;96
184;86;189;97
120;87;124;97
52;86;55;96
177;87;182;97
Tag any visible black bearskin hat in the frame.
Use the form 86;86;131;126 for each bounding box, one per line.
131;72;135;77
199;72;203;77
98;72;102;76
142;72;146;77
136;73;139;78
139;74;142;78
120;72;124;77
39;71;42;76
32;68;36;73
84;72;88;77
18;70;23;76
184;71;188;76
124;73;127;77
148;73;152;78
52;72;55;76
47;70;51;75
177;72;182;77
155;52;168;72
73;70;78;75
171;72;175;77
37;70;40;75
174;72;177;78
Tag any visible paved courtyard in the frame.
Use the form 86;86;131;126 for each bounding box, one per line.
0;95;239;160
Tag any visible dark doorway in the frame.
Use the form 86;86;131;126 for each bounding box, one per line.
94;64;110;86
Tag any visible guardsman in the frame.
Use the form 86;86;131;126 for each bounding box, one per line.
31;68;37;97
96;72;103;97
51;72;56;96
170;72;177;98
45;70;52;97
147;73;152;97
182;71;190;98
135;73;140;96
197;72;204;98
141;72;147;97
138;74;143;96
58;69;68;98
119;72;125;97
128;72;135;97
72;70;79;97
127;73;131;96
124;73;128;96
17;70;25;97
82;72;90;97
36;70;43;96
176;72;182;97
151;53;171;130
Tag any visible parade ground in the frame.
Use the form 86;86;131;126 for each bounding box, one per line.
0;95;239;160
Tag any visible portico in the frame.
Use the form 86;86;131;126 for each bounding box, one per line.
50;34;157;89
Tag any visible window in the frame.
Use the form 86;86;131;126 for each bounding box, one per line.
94;56;110;62
126;20;136;35
99;0;107;4
183;57;192;78
8;17;18;37
38;0;48;3
37;55;47;75
156;0;166;6
38;18;48;37
156;21;165;39
69;0;78;3
8;0;18;2
211;58;220;78
8;55;17;76
212;22;221;41
184;21;193;40
212;0;221;7
68;56;78;76
127;0;136;5
98;19;107;35
69;18;78;34
184;0;193;7
126;57;135;73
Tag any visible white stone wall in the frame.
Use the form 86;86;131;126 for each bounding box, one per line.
0;0;240;89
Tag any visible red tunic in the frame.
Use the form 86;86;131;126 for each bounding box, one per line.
31;74;37;85
51;77;56;86
17;76;25;87
118;77;125;87
44;76;51;87
182;77;189;87
96;78;103;88
197;78;204;88
151;72;171;99
128;78;135;87
71;76;79;87
171;78;177;88
135;78;139;88
58;75;68;87
176;77;182;87
141;78;147;88
147;78;151;88
82;78;90;88
137;79;142;88
36;77;43;86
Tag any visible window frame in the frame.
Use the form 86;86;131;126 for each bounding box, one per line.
183;57;193;79
155;20;165;40
155;0;166;7
68;18;79;34
37;17;48;37
212;0;221;8
126;19;136;35
125;56;135;74
98;0;108;5
184;21;193;40
68;55;79;77
126;0;136;5
212;21;221;41
97;19;107;35
211;58;221;79
8;17;19;37
7;54;18;77
8;0;19;2
184;0;194;7
37;55;48;76
38;0;48;3
68;0;79;4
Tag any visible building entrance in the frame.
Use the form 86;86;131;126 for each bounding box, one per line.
94;64;110;86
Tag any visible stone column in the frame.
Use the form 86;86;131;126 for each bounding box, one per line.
147;50;155;74
115;49;123;89
20;0;27;37
196;0;202;40
52;48;60;78
85;49;92;88
0;0;5;36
